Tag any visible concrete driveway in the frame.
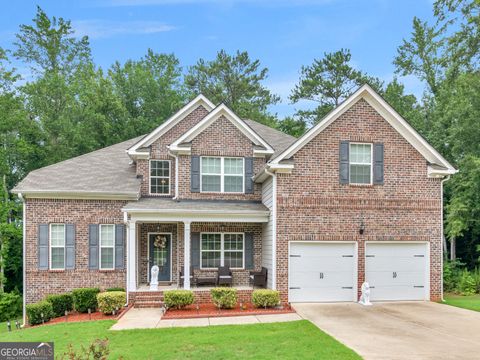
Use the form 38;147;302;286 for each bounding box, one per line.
294;302;480;360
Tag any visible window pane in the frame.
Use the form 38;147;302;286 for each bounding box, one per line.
350;144;371;164
50;224;65;246
202;175;221;192
224;158;243;175
224;252;243;268
151;177;170;194
150;160;170;177
224;234;243;250
101;248;114;269
51;248;65;269
350;164;371;184
201;251;221;268
100;225;114;246
224;176;243;192
201;157;221;174
201;234;221;250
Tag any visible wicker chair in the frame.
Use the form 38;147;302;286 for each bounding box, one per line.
249;267;268;288
216;266;233;286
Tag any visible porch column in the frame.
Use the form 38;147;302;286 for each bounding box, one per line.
127;221;137;292
183;221;191;289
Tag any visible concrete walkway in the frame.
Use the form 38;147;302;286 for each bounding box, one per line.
294;301;480;360
110;308;302;330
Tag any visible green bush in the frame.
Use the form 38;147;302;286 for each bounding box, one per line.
0;292;22;322
163;290;194;309
72;288;100;313
26;301;54;325
46;293;73;318
472;267;480;293
252;289;281;308
457;269;477;295
106;287;125;292
443;259;463;293
97;291;126;314
210;287;237;309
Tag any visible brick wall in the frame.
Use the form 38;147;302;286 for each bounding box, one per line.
275;98;443;302
25;199;128;304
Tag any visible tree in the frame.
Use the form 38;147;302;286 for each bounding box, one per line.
290;49;383;125
185;50;280;126
277;116;307;137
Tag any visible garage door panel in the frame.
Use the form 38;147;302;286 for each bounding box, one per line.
290;256;355;271
290;270;355;288
367;271;425;286
289;286;354;303
366;243;426;257
370;286;426;301
366;257;426;271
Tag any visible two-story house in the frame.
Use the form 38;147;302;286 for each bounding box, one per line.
13;85;456;317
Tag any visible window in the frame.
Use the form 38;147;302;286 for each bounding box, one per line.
200;233;244;269
100;224;115;270
349;143;372;184
50;224;65;270
150;160;170;194
200;157;244;193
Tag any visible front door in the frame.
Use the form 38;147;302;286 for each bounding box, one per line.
148;233;171;282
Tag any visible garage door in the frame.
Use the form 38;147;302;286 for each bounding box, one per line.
289;242;356;302
365;242;428;301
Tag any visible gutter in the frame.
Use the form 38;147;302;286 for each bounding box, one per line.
264;168;277;290
18;193;26;326
440;175;451;302
168;150;179;200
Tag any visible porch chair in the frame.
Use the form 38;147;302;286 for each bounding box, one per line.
249;267;268;288
217;266;233;286
179;265;195;288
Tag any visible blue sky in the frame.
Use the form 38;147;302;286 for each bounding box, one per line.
0;0;435;117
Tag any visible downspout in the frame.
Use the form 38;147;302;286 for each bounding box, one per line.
18;193;26;326
123;211;129;307
168;150;179;200
440;175;451;302
265;167;277;290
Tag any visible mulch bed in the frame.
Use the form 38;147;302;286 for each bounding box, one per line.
163;303;295;319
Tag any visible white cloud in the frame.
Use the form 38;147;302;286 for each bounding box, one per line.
72;19;176;39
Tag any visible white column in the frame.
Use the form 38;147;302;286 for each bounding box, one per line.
183;221;191;289
127;221;137;292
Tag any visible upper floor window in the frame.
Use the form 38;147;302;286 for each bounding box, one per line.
50;224;65;270
349;143;372;184
201;157;244;193
200;233;244;269
150;160;170;195
100;224;115;270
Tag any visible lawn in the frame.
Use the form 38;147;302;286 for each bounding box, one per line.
443;293;480;312
0;320;361;359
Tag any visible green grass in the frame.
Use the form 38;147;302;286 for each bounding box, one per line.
443;293;480;312
0;320;361;359
0;321;22;334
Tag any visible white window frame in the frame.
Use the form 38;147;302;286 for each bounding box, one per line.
200;232;245;270
200;157;244;193
49;223;66;270
349;143;373;185
99;224;115;270
149;159;171;195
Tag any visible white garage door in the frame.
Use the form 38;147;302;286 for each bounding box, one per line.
365;242;428;301
289;242;356;302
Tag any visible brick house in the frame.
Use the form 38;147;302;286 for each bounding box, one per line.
13;85;456;318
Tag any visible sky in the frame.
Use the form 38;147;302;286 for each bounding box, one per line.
0;0;436;118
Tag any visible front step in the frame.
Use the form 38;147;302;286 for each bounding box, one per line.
133;292;164;309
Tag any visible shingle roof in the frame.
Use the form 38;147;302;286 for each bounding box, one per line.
243;119;297;157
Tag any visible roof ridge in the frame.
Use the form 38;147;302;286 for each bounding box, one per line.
243;119;297;140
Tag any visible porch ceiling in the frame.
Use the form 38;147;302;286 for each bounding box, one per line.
122;198;270;223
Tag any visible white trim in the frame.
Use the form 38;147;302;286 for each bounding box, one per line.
49;223;66;270
149;159;172;196
147;232;173;283
169;104;274;156
200;157;245;193
99;224;115;270
349;142;373;185
17;191;139;201
130;213;268;224
287;241;358;303
364;241;430;301
127;94;215;156
200;232;245;270
270;84;457;175
20;193;26;325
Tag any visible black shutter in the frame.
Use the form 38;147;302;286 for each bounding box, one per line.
339;141;350;184
65;224;76;270
373;143;384;185
191;156;200;192
244;233;254;270
191;232;200;269
38;224;49;270
244;157;254;194
88;224;99;270
115;224;125;269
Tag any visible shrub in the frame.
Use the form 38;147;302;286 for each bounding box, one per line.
443;259;463;293
163;290;194;309
252;289;281;308
0;292;22;322
472;267;480;294
62;338;110;359
46;293;73;318
97;291;126;314
106;287;125;292
26;301;54;325
457;269;477;295
72;288;100;313
210;287;237;309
